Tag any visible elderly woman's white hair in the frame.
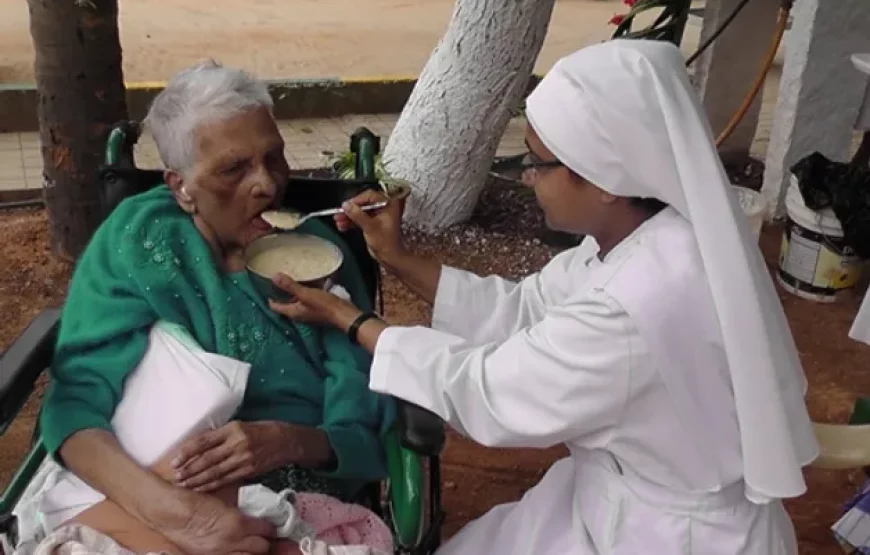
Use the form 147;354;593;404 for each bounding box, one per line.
144;60;274;172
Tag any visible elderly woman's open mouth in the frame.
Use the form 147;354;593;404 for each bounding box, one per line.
251;213;274;232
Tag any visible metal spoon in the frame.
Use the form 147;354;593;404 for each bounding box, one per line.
262;201;388;230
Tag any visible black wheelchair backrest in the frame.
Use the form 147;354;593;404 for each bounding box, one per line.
98;167;164;221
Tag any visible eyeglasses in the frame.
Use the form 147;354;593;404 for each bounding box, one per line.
519;153;563;183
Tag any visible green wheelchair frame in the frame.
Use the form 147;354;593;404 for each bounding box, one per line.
0;122;446;554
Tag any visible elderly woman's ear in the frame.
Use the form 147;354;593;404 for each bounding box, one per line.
166;171;197;214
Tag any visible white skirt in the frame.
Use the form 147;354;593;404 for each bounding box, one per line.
436;450;798;555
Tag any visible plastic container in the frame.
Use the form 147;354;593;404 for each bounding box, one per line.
734;186;765;241
777;176;863;302
812;422;870;469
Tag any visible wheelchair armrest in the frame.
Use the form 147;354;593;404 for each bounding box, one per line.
395;400;445;457
0;308;61;434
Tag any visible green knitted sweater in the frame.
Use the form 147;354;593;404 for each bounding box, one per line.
40;186;392;498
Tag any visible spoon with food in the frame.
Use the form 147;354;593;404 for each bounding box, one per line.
261;201;388;231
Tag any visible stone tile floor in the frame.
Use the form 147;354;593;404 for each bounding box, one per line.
0;114;529;192
14;94;862;195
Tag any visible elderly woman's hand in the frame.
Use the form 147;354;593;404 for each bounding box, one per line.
171;420;337;492
171;421;285;492
268;273;363;331
163;489;276;555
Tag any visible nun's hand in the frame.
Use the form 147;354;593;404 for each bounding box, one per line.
334;190;406;265
268;273;361;330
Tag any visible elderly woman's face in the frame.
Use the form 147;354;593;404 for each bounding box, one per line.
172;106;289;251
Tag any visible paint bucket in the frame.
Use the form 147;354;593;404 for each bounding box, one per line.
734;186;765;241
777;176;863;302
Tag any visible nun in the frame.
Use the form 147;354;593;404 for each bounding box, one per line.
270;39;819;554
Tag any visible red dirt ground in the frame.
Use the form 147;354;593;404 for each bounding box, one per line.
2;181;869;553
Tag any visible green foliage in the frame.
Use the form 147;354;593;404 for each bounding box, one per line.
324;150;408;198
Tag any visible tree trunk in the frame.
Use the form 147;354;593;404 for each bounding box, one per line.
28;0;128;260
383;0;556;231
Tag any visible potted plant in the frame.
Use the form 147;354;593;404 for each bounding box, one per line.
324;150;410;200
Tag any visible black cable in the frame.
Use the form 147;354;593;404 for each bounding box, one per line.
377;266;385;315
684;0;754;67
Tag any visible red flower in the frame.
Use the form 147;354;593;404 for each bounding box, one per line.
623;0;637;7
609;13;627;26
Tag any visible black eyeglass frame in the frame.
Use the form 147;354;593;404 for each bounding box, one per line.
518;154;564;172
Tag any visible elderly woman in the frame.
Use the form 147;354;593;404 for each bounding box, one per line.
271;40;820;554
37;61;392;554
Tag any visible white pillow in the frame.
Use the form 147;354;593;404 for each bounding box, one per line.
40;321;250;531
113;321;250;466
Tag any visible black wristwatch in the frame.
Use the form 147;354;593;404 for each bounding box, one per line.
347;312;379;344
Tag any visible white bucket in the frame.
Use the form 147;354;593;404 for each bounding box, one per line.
734;186;765;241
777;176;863;302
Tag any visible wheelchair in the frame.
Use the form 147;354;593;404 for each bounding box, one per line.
0;121;446;554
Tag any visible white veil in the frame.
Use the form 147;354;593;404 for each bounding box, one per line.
525;39;818;503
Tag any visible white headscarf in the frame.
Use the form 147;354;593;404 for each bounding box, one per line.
525;39;818;503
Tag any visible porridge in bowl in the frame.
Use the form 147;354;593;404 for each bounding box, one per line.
245;233;344;300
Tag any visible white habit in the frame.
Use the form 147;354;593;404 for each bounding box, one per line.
368;40;817;555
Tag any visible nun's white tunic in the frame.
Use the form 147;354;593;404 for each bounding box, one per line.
369;209;799;555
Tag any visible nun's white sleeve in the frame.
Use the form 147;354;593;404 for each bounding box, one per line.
370;291;631;448
432;248;587;345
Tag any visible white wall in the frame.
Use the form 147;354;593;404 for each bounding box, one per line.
694;0;782;159
761;0;870;218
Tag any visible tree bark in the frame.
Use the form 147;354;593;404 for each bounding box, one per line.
383;0;556;231
27;0;128;260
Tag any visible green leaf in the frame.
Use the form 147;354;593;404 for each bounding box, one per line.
610;0;691;45
325;149;403;195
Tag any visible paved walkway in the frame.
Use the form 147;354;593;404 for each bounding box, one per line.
0;98;779;194
5;61;829;194
0;114;529;192
0;0;708;83
0;0;796;194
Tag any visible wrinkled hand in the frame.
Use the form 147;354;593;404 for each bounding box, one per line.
268;273;361;330
164;490;276;555
334;190;407;263
171;421;282;493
